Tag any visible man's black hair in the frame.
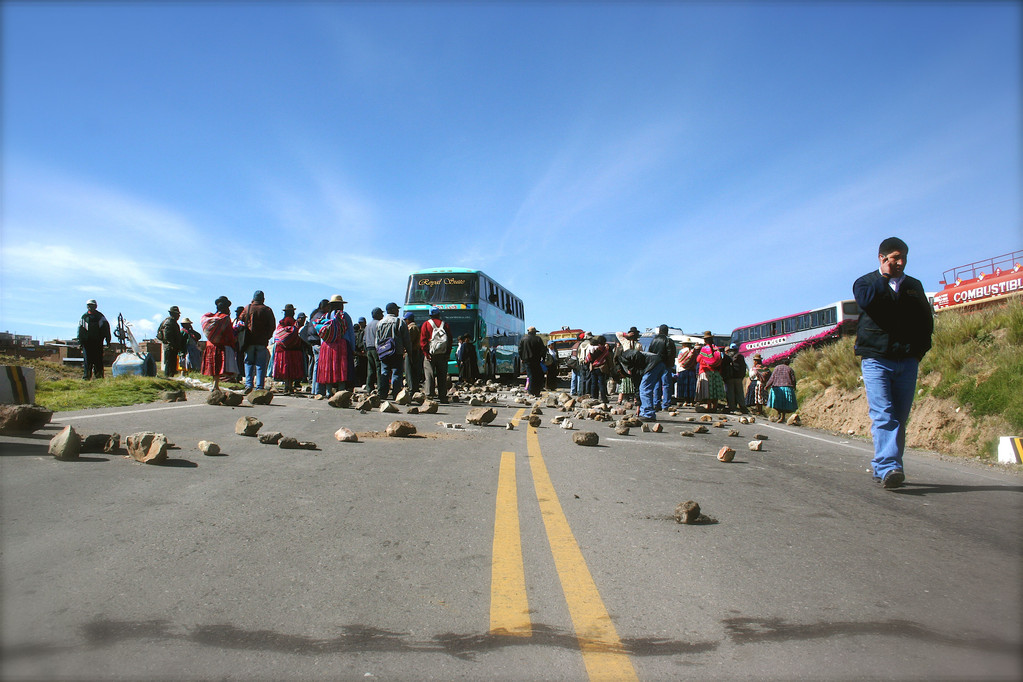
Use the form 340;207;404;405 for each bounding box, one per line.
878;237;909;256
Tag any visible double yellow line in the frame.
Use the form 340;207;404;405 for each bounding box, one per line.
491;409;637;680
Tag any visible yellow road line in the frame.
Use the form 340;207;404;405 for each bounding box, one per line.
510;407;525;426
526;426;638;681
490;451;532;637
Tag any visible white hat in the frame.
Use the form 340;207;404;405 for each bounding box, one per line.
86;299;98;306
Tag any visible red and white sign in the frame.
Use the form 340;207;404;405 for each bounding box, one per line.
933;270;1023;310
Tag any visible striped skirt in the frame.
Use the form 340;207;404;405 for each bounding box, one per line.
695;370;726;401
674;369;696;400
202;344;237;378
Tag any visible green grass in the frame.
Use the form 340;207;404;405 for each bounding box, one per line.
920;303;1023;431
793;336;861;405
35;375;188;412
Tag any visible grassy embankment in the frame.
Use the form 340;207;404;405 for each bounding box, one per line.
0;355;223;412
793;302;1023;460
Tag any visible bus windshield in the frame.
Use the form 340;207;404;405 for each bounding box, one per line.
407;273;479;305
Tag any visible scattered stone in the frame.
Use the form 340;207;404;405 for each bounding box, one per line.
674;500;716;524
699;415;714;422
505;422;515;430
222;391;244;406
572;431;599;446
0;404;54;435
258;431;283;445
668;410;678;417
717;446;736;462
560;420;574;430
738;416;755;424
728;429;740;437
514;397;527;405
353;398;372;411
412;391;426;405
328;390;353;408
550;415;566;424
564;398;576;410
198;440;221;456
468;397;484;406
160;389;187;402
394;388;412;405
466;407;498;425
527;415;542;428
748;440;764;451
385;420;417;437
48;425;81;460
530;406;543;415
615;425;630;436
621;417;643;428
713;421;726;429
787;414;802;426
680;430;694;437
651;423;663;433
407;406;421;414
420;400;439;414
334;427;358;442
247;389;274;406
437;422;465;430
125;432;169;464
235;416;263;436
380;401;400;414
685;417;696;422
279;437;317;450
641;423;651;432
753;433;769;440
694;425;709;434
313;394;325;401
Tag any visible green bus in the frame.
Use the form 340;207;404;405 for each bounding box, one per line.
403;268;525;378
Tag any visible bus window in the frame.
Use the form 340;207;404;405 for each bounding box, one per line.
843;301;861;316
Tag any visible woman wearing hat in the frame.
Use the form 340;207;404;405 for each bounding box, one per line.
745;353;771;416
694;332;726;412
271;304;304;394
313;295;353;396
180;318;202;372
201;296;238;391
674;341;699;407
614;328;642;406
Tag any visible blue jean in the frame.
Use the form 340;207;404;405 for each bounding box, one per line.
380;356;404;399
638;362;664;419
244;346;269;389
862;357;919;479
648;364;669;409
588;370;608;402
570;368;584;395
309;345;321;395
662;371;675;407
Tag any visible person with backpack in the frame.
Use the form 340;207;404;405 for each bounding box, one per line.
674;341;699;406
420;307;452;403
375;302;410;401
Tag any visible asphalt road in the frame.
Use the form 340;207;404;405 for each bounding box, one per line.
2;389;1021;681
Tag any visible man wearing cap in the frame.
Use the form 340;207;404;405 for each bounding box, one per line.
241;290;276;392
364;307;385;392
519;326;547;397
420;307;452;403
403;312;424;392
375;303;410;400
77;299;111;380
157;306;184;377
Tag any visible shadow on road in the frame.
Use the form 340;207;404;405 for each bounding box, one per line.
893;482;1023;496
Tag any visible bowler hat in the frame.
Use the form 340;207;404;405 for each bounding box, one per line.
329;295;348;304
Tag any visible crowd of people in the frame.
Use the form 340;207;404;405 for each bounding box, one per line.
558;325;796;423
77;294;797;422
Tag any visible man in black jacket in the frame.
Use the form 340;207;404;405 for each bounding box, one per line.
647;325;676;408
853;237;934;489
519;326;548;397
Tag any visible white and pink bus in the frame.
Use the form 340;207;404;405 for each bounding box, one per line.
729;300;861;366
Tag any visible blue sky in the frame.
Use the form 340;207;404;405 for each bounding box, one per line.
2;1;1020;343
